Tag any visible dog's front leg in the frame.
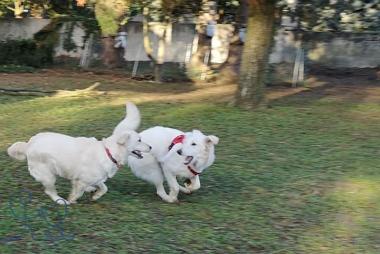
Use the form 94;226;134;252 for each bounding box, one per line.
91;183;108;201
184;175;201;192
179;185;192;194
68;180;86;204
163;170;180;203
159;143;183;163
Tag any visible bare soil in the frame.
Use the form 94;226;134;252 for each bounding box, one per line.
0;67;379;104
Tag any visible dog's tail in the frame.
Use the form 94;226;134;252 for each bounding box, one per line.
113;101;141;134
7;141;28;161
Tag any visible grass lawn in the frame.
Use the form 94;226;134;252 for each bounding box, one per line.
0;70;379;253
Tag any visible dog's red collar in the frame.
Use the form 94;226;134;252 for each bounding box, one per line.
105;147;122;169
187;165;200;176
168;134;185;151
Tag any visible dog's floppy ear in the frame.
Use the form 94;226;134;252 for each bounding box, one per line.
206;135;219;145
117;132;130;145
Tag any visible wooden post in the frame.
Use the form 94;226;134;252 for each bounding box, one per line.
80;33;94;68
292;46;302;88
132;47;142;77
200;49;210;80
298;49;305;85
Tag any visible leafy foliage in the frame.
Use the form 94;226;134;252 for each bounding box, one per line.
93;0;130;36
0;64;35;72
0;40;53;67
281;0;380;32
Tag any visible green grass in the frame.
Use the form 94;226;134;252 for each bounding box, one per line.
0;82;379;253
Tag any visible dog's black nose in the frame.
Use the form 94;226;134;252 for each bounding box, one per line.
177;149;183;155
149;145;152;151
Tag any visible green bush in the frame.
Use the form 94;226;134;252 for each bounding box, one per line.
0;40;53;68
0;64;35;73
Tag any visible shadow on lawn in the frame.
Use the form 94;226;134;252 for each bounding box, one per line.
0;94;45;105
0;70;198;95
265;76;380;251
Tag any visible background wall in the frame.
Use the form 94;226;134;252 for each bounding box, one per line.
1;18;379;69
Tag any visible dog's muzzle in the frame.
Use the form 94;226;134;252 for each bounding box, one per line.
177;149;193;165
132;150;143;159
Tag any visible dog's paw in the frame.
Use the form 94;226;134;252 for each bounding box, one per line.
84;186;97;193
162;196;178;203
56;198;70;205
169;198;179;204
169;196;179;203
67;198;77;204
182;188;192;194
91;194;102;201
184;181;193;189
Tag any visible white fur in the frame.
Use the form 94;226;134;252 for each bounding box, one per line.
8;103;150;205
127;126;219;203
113;101;141;134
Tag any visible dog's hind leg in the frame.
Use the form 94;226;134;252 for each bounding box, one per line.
28;164;68;205
91;183;108;201
42;179;69;205
68;180;86;204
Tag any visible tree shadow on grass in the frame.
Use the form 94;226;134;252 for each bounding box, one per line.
268;70;380;107
0;94;46;105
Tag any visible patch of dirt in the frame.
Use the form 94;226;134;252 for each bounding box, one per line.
268;68;380;104
0;67;379;104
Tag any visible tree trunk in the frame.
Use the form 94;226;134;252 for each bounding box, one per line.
154;64;162;82
235;0;276;109
101;36;118;68
94;0;128;68
142;6;167;83
188;0;216;79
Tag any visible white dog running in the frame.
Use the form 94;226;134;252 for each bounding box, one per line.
125;126;219;203
7;102;150;205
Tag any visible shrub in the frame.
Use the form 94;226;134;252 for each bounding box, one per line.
0;39;53;68
0;64;35;73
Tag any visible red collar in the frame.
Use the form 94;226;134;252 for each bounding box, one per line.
168;134;185;150
187;165;200;176
105;147;122;169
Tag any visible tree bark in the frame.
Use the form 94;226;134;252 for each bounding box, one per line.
235;0;276;109
94;0;127;68
101;36;118;68
188;0;216;79
143;6;168;82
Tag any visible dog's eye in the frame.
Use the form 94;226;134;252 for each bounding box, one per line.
191;143;196;146
138;138;141;142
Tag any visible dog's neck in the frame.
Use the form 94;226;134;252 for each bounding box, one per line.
101;137;123;169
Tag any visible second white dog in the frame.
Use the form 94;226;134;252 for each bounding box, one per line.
124;126;219;203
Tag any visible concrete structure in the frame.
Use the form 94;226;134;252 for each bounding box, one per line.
1;18;379;68
0;18;50;41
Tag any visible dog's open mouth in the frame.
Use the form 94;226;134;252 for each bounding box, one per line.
132;150;143;159
184;156;193;165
